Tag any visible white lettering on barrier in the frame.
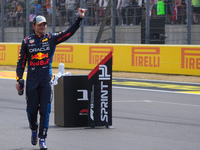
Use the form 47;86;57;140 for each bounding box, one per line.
99;65;110;122
77;90;88;101
99;65;110;80
90;85;94;121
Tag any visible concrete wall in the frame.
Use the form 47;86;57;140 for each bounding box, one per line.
1;25;200;45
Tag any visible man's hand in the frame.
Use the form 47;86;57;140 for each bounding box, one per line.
78;8;87;18
16;82;20;92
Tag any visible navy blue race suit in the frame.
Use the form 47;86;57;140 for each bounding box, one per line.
16;17;83;139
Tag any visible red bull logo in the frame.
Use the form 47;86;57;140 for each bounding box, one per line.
30;58;50;66
31;52;48;60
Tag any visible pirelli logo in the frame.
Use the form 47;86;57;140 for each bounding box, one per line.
89;46;113;64
181;48;200;69
132;47;160;67
0;45;6;61
54;46;73;63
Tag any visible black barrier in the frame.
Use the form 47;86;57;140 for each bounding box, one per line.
54;75;89;127
88;51;112;127
54;52;112;128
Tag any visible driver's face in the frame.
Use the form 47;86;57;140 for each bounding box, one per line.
33;22;47;35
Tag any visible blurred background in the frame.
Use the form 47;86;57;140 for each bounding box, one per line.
0;0;200;44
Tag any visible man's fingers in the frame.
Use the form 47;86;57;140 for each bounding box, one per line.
79;8;87;13
16;82;20;92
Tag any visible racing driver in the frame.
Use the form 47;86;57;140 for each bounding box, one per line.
16;8;87;150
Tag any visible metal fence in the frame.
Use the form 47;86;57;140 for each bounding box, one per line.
0;0;200;44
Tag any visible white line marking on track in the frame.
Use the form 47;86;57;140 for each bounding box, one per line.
114;100;151;103
113;100;200;107
113;86;200;95
113;77;200;85
151;101;200;107
0;78;15;80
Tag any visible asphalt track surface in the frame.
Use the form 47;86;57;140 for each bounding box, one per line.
0;73;200;150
